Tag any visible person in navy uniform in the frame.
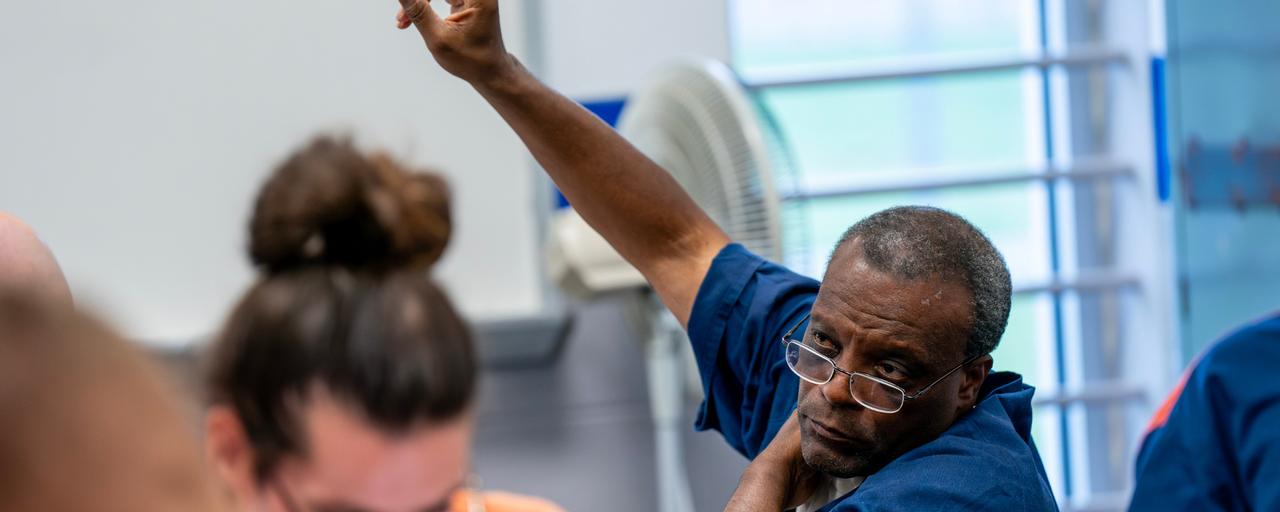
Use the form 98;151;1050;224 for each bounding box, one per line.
390;1;1057;509
1129;314;1280;511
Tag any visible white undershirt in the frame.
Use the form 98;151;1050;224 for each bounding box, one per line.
796;476;865;512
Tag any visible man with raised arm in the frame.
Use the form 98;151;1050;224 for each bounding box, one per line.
391;1;1057;509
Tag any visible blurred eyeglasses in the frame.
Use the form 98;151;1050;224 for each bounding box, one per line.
269;474;485;512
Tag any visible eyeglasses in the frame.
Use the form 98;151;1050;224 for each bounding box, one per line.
268;475;485;512
781;313;983;414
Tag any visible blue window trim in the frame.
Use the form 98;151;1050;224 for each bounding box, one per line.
1151;57;1171;203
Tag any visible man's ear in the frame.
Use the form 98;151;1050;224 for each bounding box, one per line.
956;354;993;412
204;406;261;507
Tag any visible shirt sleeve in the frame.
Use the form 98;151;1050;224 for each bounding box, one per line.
686;243;819;458
1131;316;1280;511
1243;392;1280;511
1217;320;1280;511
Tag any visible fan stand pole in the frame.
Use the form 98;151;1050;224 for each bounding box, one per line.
646;305;697;512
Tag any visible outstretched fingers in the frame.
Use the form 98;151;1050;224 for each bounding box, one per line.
397;0;440;33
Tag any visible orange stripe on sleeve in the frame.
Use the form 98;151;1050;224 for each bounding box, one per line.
1146;372;1191;434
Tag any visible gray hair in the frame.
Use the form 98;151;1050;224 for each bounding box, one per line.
834;206;1012;358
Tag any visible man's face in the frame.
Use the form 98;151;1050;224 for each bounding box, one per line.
795;240;986;478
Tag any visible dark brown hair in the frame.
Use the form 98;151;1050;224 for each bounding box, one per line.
205;136;476;481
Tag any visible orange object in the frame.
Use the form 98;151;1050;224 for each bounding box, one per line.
450;490;566;512
1145;372;1190;434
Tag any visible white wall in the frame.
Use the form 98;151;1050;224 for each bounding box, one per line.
0;0;730;347
538;0;730;99
0;1;540;346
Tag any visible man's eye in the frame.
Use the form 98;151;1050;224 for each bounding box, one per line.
806;332;837;353
877;362;905;378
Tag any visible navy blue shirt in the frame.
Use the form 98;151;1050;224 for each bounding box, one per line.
688;244;1058;510
1130;314;1280;511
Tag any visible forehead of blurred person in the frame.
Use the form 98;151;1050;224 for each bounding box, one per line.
0;212;72;306
0;293;226;512
266;387;475;512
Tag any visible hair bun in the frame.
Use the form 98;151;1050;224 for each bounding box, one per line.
248;136;453;273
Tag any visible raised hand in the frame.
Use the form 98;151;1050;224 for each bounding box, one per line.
394;0;517;87
386;0;730;328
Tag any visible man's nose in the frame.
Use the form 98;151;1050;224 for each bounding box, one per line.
821;370;865;410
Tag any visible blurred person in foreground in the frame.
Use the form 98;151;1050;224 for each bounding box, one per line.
390;2;1057;510
1128;313;1280;511
0;292;227;512
0;211;72;306
202;136;562;512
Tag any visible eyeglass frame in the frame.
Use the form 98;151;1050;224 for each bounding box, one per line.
781;312;986;414
268;477;486;512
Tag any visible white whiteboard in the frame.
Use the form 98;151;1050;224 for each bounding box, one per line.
0;1;543;347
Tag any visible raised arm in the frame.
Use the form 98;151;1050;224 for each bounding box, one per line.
395;0;730;325
724;412;822;512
